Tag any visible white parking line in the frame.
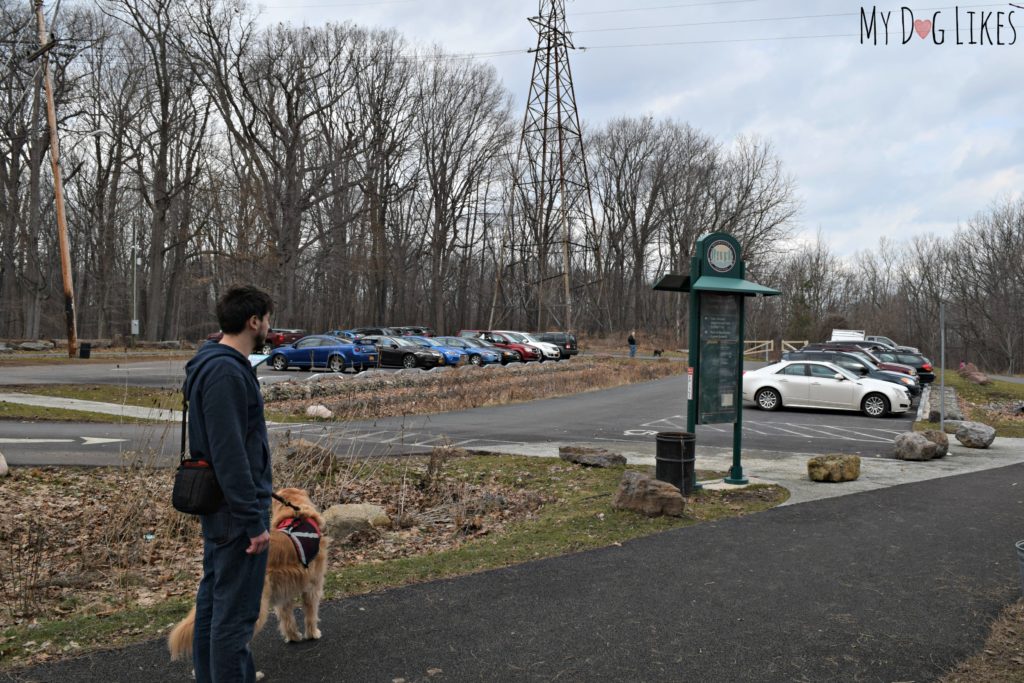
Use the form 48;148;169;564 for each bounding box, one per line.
378;433;420;443
809;424;897;443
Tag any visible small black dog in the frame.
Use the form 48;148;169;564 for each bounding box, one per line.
652;349;664;357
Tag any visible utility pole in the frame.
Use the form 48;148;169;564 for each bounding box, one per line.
32;0;77;357
509;0;597;334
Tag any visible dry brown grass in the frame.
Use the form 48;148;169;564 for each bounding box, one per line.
266;357;686;421
940;600;1024;682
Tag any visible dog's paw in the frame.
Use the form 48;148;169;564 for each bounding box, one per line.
307;628;321;640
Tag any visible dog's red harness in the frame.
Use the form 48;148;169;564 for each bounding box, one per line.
276;517;321;568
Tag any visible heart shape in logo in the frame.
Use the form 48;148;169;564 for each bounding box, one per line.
914;18;932;39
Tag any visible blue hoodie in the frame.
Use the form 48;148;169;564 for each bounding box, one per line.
183;341;272;541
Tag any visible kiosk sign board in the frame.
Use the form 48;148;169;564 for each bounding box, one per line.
698;293;740;424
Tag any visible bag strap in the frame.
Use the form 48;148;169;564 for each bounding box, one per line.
180;394;188;464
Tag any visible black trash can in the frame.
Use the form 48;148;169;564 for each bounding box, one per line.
655;431;696;495
79;342;91;359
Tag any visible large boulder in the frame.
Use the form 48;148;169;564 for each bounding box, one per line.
807;454;861;482
305;404;333;419
0;342;12;354
323;503;391;539
18;341;53;351
558;446;627;468
611;471;685;518
955;421;996;449
894;432;938;461
0;450;8;477
920;430;949;458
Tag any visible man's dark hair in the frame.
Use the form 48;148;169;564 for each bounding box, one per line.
216;285;274;334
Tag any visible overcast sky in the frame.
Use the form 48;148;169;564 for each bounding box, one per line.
257;0;1023;256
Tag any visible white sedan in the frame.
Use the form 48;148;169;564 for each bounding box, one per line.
742;360;912;418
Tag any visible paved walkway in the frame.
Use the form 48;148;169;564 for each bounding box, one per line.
5;435;1024;682
0;392;181;422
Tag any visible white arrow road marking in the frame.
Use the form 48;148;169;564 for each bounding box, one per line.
81;437;128;445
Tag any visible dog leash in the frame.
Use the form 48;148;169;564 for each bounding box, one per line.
272;492;301;513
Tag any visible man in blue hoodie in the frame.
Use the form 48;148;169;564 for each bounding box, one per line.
183;285;273;683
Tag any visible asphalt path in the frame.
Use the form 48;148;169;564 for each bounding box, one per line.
0;373;916;467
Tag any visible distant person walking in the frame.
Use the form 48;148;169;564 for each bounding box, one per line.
627;331;637;358
182;285;274;683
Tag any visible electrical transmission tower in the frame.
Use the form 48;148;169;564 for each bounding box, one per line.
507;0;598;332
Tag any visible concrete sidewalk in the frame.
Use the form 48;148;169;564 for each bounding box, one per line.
0;392;181;422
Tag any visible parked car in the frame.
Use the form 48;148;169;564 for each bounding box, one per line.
405;336;468;366
872;350;935;383
359;335;444;369
805;343;918;378
865;335;920;354
492;330;561;362
350;326;401;337
267;335;377;373
433;336;504;365
534;331;578;358
457;330;540;362
782;349;921;396
393;325;435;337
207;327;307;354
743;360;912;418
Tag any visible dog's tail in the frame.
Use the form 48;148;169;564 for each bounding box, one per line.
168;606;196;661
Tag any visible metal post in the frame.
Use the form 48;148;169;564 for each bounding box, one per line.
726;295;747;485
939;301;945;432
34;0;77;358
686;256;702;491
131;222;138;344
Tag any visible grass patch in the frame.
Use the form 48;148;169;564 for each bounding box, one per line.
2;384;179;410
0;350;192;366
0;452;787;671
919;372;1024;438
0;401;159;424
266;357;687;422
939;599;1024;683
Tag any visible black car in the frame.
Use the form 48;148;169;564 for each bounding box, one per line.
534;331;578;359
783;349;921;396
351;326;401;337
393;325;436;337
359;335;444;369
873;351;936;384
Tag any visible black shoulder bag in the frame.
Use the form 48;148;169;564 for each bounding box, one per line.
172;395;224;515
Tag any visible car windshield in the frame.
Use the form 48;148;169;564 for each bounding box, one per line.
502;332;527;342
393;337;417;347
824;364;860;381
465;338;493;348
842;354;878;371
520;333;541;343
439;337;469;348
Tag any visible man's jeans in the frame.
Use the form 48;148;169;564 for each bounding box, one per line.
192;532;268;683
629;344;637;358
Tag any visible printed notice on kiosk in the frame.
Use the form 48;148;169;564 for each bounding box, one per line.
698;293;741;424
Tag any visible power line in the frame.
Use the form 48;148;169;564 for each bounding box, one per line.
580;32;856;49
574;0;768;17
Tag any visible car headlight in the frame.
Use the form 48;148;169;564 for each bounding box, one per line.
900;377;913;385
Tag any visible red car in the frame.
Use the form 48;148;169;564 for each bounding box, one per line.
205;328;307;354
457;330;539;362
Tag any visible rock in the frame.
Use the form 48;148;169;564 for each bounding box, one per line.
927;386;963;422
893;432;938;461
807;454;861;482
323;503;391;538
955;421;996;449
18;341;53;351
611;471;685;518
0;342;12;354
920;430;949;458
558;446;627;468
965;371;991;385
305;404;333;419
156;340;181;349
0;451;7;477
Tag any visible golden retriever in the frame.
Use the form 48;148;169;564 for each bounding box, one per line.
168;487;329;660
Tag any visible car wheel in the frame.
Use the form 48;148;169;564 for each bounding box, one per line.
755;387;781;411
469;354;483;366
328;355;345;373
402;354;417;369
260;343;272;355
862;393;890;418
271;355;287;371
538;354;545;363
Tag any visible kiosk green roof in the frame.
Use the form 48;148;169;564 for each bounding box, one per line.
652;273;779;297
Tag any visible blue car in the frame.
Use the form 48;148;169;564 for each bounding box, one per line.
404;336;475;366
425;336;502;366
268;335;377;373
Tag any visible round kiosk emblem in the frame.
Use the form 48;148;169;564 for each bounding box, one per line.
707;240;736;273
